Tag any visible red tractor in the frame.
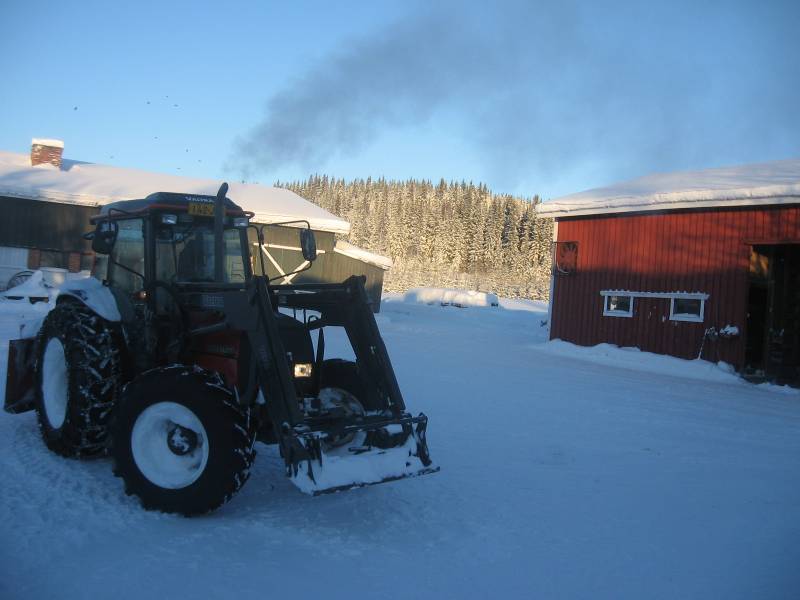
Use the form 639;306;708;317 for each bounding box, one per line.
4;184;437;515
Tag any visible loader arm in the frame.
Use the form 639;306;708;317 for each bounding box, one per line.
190;274;437;494
270;276;408;415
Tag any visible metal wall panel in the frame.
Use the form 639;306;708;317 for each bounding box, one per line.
550;205;800;368
0;196;97;251
249;227;386;311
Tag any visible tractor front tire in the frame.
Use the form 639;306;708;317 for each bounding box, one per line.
319;359;373;409
35;301;120;457
110;366;256;516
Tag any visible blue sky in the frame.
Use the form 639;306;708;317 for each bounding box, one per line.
1;0;798;200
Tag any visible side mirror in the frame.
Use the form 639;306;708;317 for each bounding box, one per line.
300;229;317;262
89;220;118;255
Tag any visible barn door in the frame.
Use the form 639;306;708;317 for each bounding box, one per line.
745;244;800;385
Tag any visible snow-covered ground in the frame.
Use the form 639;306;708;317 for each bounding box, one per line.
2;294;800;599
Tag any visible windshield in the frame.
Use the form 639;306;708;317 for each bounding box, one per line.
156;221;247;284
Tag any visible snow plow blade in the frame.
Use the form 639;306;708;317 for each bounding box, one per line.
4;338;36;414
285;413;439;495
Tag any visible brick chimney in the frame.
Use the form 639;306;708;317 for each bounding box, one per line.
30;138;64;168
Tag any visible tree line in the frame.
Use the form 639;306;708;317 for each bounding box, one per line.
279;175;554;299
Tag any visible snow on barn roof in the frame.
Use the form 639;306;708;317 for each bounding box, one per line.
333;240;393;270
0;150;350;234
538;159;800;218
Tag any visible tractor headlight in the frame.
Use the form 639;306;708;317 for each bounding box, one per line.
293;363;313;378
161;214;178;225
233;217;249;228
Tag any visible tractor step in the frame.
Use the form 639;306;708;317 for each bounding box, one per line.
285;413;439;495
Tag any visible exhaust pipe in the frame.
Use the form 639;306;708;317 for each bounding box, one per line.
214;182;228;283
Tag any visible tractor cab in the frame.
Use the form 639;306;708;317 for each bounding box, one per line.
87;193;257;372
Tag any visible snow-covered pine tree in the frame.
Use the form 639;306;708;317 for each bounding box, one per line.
279;177;553;300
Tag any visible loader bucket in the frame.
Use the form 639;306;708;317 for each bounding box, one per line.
285;413;439;495
4;338;36;414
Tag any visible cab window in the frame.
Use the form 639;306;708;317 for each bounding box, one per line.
155;222;246;284
109;218;145;293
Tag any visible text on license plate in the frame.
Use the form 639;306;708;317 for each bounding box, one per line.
188;202;215;216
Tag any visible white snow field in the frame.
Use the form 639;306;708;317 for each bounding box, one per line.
1;294;800;599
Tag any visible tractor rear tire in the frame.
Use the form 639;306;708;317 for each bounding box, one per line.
110;366;256;516
35;302;120;457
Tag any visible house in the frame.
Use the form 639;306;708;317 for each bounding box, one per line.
0;139;391;309
538;159;800;384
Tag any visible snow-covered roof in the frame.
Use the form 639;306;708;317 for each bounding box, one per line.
538;159;800;218
0;150;350;234
333;240;393;270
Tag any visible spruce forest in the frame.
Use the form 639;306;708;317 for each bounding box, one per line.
280;176;554;299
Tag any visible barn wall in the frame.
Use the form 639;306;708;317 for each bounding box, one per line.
550;204;800;367
0;196;97;252
0;196;98;281
249;226;386;311
321;252;386;311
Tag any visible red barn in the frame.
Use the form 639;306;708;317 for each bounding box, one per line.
538;159;800;385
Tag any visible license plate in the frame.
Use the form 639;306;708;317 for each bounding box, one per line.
188;202;214;216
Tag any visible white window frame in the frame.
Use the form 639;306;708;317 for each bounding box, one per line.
600;290;708;322
669;297;705;323
602;294;634;318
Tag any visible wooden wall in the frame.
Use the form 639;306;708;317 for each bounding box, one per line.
250;226;387;311
550;205;800;367
0;196;97;252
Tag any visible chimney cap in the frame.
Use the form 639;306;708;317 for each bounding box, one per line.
31;138;64;149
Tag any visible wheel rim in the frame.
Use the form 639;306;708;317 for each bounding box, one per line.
42;338;68;429
319;387;365;448
131;402;209;489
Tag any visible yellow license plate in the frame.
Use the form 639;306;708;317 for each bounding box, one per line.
188;202;215;216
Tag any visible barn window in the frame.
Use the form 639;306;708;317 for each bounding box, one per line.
601;290;708;321
670;297;704;322
603;294;633;317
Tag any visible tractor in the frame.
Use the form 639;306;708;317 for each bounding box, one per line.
4;183;437;515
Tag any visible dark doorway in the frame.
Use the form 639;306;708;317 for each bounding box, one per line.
745;244;800;385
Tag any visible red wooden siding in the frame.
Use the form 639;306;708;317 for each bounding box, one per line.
550;205;800;367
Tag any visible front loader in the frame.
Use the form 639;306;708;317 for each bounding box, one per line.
4;183;437;515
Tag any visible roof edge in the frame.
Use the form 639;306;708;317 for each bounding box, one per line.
538;194;800;218
333;241;392;270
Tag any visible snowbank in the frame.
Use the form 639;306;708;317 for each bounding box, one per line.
401;287;499;308
538;339;800;393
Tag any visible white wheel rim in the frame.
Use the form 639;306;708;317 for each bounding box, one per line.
131;402;210;489
319;388;365;448
42;338;68;429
